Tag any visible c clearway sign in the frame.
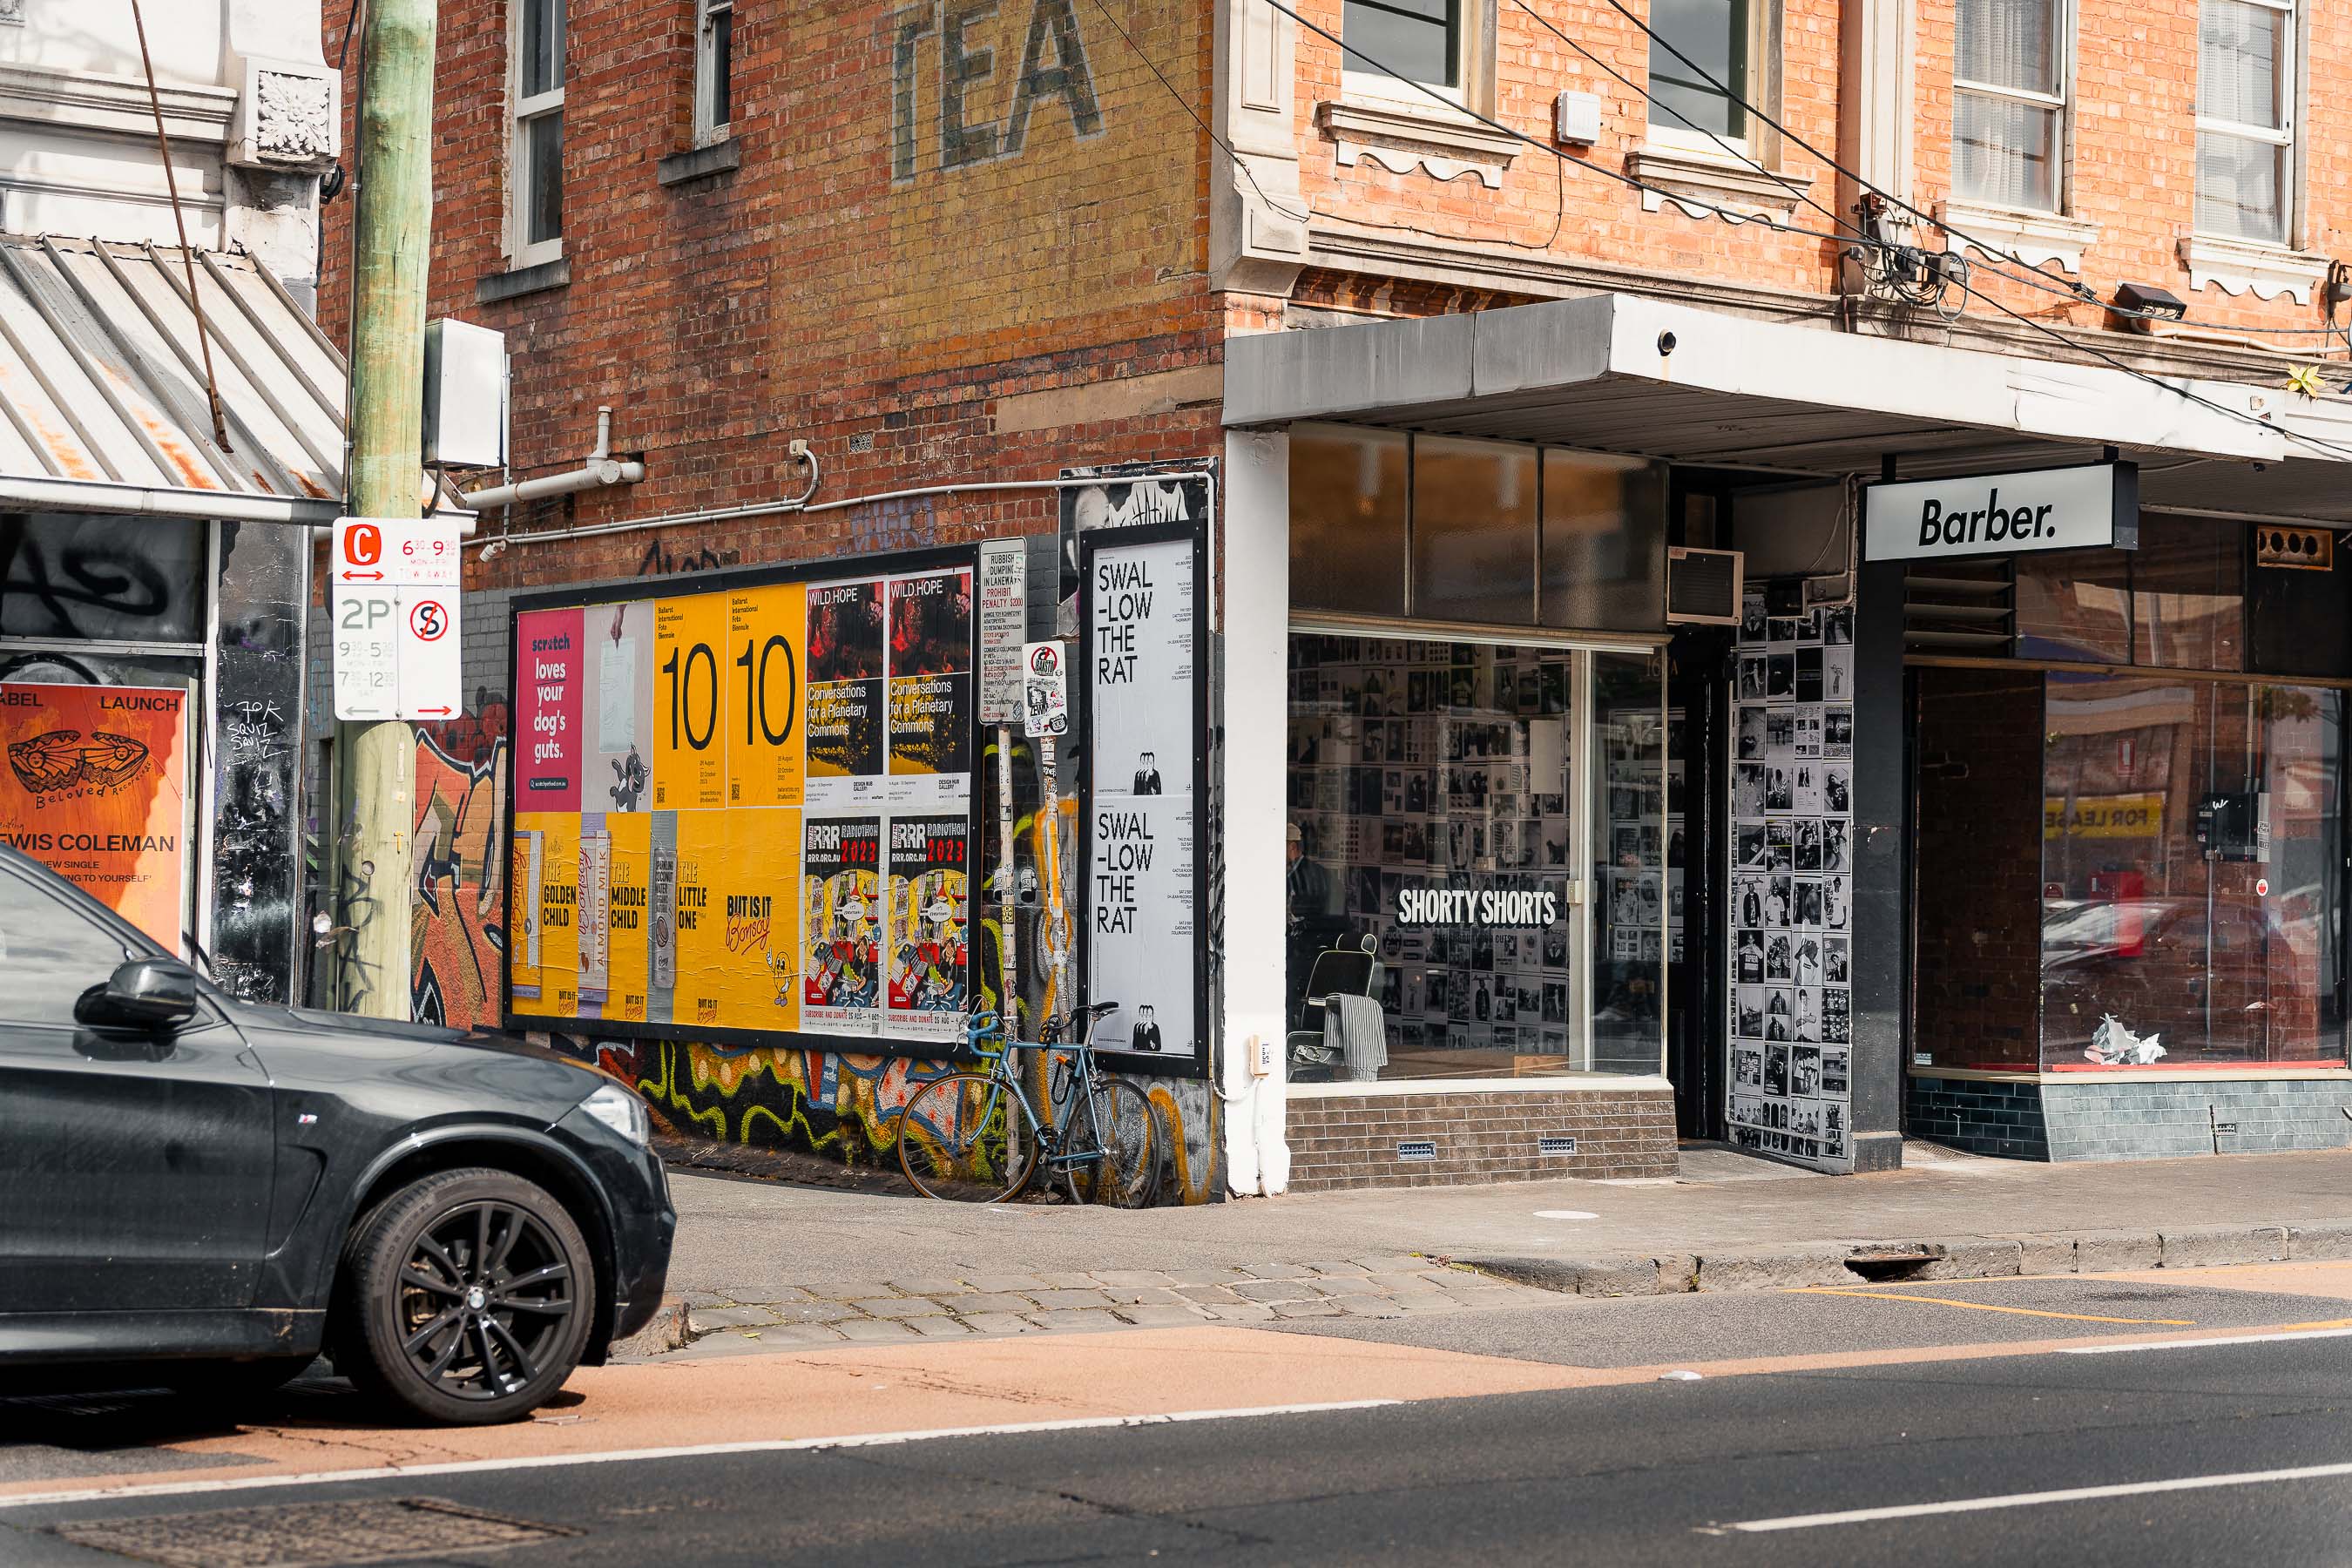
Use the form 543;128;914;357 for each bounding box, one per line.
331;518;463;720
1863;462;2138;563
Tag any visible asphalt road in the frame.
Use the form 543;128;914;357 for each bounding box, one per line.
7;1269;2352;1566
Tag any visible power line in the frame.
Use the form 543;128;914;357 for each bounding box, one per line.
1254;0;2352;463
1080;0;1568;254
1254;0;1869;248
1565;0;2349;341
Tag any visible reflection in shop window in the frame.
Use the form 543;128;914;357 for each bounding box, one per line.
1289;426;1409;618
1411;436;1537;625
2042;674;2343;1069
1286;634;1665;1081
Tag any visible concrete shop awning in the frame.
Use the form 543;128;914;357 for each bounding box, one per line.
0;233;346;524
1225;292;2352;523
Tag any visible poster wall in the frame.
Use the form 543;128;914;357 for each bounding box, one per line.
0;681;188;950
1726;594;1855;1171
506;551;977;1052
1081;524;1207;1071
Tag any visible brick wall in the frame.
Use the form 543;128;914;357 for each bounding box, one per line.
2043;1078;2352;1160
1909;1071;2352;1161
320;0;1224;593
1285;1086;1679;1190
1906;1072;2051;1159
1916;0;2352;336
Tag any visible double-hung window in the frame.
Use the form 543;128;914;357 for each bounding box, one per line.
510;0;565;267
1953;0;2067;212
695;0;733;145
1648;0;1749;143
2197;0;2294;244
1341;0;1463;98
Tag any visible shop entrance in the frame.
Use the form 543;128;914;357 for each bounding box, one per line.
1285;629;1666;1081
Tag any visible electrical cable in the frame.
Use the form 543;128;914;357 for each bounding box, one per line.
1566;0;2350;341
1081;0;1571;253
1259;0;2352;463
1254;0;1870;247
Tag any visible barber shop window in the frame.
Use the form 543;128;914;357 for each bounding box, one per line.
2012;517;2244;671
1288;427;1667;635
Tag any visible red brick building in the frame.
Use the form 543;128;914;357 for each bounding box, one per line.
322;0;2352;1196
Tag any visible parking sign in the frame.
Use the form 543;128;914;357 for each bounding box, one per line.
332;517;463;720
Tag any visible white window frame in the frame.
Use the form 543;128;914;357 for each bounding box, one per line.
508;0;565;270
2193;0;2298;247
1950;0;2075;216
1340;0;1481;114
694;0;733;146
1644;0;1763;158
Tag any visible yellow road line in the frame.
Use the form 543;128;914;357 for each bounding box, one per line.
1792;1287;2196;1326
2278;1315;2352;1331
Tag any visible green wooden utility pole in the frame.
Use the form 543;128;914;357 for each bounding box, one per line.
335;0;436;1019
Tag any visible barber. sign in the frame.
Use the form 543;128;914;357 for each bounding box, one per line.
1864;462;2136;563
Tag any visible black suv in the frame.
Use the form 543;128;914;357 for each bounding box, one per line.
0;845;674;1424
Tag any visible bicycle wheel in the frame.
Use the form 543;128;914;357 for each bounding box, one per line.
897;1071;1042;1203
1084;1078;1161;1207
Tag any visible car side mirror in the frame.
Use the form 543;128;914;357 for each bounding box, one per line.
75;957;200;1032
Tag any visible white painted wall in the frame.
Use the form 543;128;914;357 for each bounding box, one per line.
0;0;338;299
1220;428;1292;1194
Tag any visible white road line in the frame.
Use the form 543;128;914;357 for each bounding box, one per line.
0;1400;1400;1512
2059;1327;2352;1355
1725;1460;2352;1531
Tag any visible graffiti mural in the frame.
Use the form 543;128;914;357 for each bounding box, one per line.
411;699;510;1030
401;687;1220;1201
211;522;308;1004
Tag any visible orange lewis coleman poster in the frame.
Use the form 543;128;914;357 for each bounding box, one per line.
0;682;189;949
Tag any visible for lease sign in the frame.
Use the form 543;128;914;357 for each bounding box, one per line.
1863;463;2134;562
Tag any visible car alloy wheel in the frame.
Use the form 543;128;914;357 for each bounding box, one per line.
395;1199;577;1402
338;1168;593;1424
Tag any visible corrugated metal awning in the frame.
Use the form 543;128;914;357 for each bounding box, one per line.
0;233;346;521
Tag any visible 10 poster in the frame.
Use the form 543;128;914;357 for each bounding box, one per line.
505;554;977;1048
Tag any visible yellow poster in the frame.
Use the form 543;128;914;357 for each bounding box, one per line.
604;811;652;1022
709;808;801;1032
509;829;543;998
2044;793;2165;839
519;812;579;1017
653;592;728;811
726;583;806;809
0;682;187;949
669;809;728;1028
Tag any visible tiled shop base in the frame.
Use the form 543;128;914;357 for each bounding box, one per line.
650;1259;1558;1355
1909;1072;2352;1162
1283;1086;1680;1192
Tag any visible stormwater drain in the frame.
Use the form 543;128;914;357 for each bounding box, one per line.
51;1497;579;1568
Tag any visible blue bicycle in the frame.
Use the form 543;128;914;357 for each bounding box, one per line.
895;1004;1159;1206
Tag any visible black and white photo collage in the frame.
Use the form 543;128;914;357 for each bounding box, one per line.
1287;636;1582;1060
1727;594;1855;1168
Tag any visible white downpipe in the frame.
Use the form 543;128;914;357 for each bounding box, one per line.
460;406;645;512
461;463;1219;552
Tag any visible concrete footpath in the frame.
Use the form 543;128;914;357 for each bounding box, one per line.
622;1139;2352;1355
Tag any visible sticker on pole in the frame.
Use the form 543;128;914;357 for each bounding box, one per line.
332;516;463;720
1023;640;1067;738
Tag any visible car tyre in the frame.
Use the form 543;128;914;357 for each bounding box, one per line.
336;1167;595;1426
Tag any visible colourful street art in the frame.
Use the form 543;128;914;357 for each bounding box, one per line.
403;701;1219;1202
412;704;509;1031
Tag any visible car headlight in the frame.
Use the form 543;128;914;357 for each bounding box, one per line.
580;1082;650;1146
